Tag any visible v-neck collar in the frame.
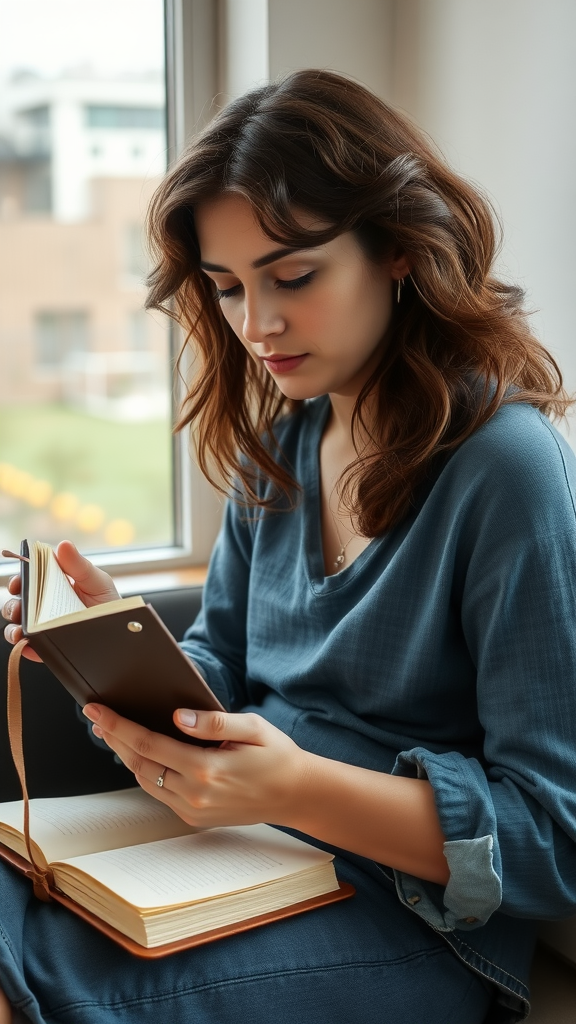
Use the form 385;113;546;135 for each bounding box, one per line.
301;397;385;593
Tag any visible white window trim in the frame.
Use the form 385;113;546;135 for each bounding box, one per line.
0;0;223;585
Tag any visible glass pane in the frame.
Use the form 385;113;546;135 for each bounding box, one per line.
0;0;172;559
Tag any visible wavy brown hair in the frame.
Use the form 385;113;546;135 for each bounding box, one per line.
146;68;570;534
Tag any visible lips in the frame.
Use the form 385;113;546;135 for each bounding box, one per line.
261;354;308;373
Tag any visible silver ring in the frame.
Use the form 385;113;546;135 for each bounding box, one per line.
156;766;168;788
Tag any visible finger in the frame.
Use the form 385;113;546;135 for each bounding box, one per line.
3;622;21;644
98;728;204;826
2;623;42;661
91;731;190;815
95;727;182;792
82;704;202;776
21;645;43;663
7;575;22;596
174;708;267;747
55;540;120;605
1;597;21;624
134;771;196;822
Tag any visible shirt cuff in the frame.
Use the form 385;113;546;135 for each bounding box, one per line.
391;747;503;931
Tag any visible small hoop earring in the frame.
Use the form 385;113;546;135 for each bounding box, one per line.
396;277;404;304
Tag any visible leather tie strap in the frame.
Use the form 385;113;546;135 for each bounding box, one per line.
7;638;54;901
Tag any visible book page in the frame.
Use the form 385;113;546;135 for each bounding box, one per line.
27;542;143;629
31;593;145;631
55;824;334;910
34;543;85;624
0;788;197;865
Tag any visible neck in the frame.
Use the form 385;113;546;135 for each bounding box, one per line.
326;390;377;457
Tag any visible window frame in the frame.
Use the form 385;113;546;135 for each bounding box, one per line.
0;0;222;586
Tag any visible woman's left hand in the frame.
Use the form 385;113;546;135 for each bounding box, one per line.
82;704;311;829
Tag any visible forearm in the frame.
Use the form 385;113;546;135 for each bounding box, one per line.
0;986;12;1024
290;752;450;886
87;703;450;887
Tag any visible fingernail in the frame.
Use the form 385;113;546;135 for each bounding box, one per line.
83;704;101;722
3;599;16;619
92;725;104;738
7;625;18;642
177;709;197;727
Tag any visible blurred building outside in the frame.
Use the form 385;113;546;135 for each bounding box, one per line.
0;69;169;418
0;67;173;553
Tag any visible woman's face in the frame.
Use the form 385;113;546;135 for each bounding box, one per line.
195;194;403;403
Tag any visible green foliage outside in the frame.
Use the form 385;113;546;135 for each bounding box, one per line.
0;403;173;555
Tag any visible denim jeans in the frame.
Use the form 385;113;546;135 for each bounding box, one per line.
0;853;495;1024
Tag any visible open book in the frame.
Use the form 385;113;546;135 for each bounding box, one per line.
17;539;223;740
0;788;351;955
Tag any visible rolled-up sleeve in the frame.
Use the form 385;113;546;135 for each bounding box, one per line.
392;413;576;931
392;749;503;930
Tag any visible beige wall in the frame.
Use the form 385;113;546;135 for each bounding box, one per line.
389;0;576;415
268;0;394;100
218;0;395;105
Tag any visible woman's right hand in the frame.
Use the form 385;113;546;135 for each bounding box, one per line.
2;540;120;662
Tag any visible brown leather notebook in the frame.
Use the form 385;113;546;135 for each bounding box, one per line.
0;841;354;959
19;539;223;741
4;542;356;958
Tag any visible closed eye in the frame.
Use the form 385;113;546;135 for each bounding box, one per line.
214;271;316;302
213;283;242;300
277;271;315;292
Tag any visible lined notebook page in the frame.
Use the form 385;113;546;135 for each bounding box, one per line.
55;825;334;909
0;789;197;864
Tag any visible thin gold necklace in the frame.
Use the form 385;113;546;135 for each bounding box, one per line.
329;499;356;570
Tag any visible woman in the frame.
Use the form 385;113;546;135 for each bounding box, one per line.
2;69;576;1024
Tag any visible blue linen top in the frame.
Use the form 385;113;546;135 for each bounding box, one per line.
181;395;576;1017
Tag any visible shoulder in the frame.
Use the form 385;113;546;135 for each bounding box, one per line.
461;402;574;472
440;403;576;532
453;402;576;491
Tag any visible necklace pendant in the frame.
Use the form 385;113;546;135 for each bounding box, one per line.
335;553;345;566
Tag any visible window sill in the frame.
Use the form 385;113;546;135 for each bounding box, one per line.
114;565;208;595
0;565;208;609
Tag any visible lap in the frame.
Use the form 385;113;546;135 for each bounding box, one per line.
0;855;493;1024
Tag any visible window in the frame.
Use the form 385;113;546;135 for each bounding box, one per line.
0;0;223;580
86;105;164;130
128;310;149;350
34;311;89;370
22;161;51;213
124;224;149;282
19;106;50;128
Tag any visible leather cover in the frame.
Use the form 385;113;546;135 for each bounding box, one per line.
20;541;223;742
0;842;354;958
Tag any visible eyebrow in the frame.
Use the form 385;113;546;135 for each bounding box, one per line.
200;246;309;273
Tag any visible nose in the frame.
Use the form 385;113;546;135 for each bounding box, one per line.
242;288;285;346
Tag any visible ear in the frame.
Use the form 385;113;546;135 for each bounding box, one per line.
390;254;411;281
